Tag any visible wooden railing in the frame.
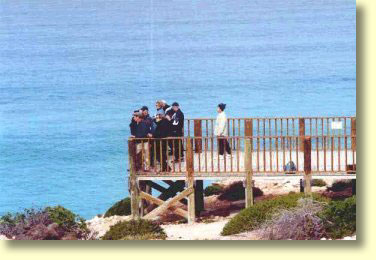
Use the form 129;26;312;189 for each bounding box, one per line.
185;116;356;138
128;134;356;176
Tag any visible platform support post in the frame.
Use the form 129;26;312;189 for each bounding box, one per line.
299;118;305;151
352;179;356;195
351;118;356;150
245;138;254;207
194;120;202;153
195;180;204;216
186;137;195;223
128;139;140;219
303;137;312;195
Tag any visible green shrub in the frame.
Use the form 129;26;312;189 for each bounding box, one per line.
328;180;352;192
311;179;327;187
46;206;87;230
319;196;356;239
204;184;223;196
0;207;92;240
218;181;263;201
104;198;131;217
221;193;327;236
102;219;167;240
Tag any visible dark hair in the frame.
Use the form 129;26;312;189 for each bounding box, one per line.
172;102;179;107
141;106;149;111
218;103;226;111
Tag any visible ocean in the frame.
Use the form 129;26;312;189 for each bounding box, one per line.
0;0;355;219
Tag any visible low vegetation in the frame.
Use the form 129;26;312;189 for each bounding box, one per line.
104;197;131;218
328;180;352;192
204;184;223;196
101;219;166;240
311;179;327;187
259;198;326;240
319;196;356;239
218;181;263;201
0;206;92;240
221;193;328;236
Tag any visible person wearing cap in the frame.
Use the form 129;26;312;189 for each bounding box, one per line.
140;106;153;127
215;103;231;156
129;110;139;136
168;102;185;161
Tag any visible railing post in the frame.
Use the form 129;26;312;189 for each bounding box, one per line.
303;137;312;195
194;119;202;153
351;118;356;150
245;119;253;151
186;137;195;223
128;139;140;219
245;138;254;207
299;118;305;151
245;119;253;137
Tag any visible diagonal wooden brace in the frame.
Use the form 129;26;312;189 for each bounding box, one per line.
140;191;187;218
143;187;194;220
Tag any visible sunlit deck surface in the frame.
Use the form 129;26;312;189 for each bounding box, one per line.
136;150;356;179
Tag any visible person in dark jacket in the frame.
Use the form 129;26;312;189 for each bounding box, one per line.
140;106;153;127
130;112;152;170
129;110;139;136
168;102;185;161
150;114;171;172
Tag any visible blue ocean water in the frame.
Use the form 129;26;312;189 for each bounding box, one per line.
0;0;355;219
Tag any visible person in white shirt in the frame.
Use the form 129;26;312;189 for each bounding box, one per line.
214;103;231;155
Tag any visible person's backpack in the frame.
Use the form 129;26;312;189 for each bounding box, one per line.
283;161;297;172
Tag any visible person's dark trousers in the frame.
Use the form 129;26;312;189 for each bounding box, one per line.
172;133;184;160
156;139;169;172
218;137;231;155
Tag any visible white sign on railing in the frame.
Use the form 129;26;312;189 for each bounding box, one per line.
331;121;343;130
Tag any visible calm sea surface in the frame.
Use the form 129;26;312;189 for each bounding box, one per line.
0;0;355;219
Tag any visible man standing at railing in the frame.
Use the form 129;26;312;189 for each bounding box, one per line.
215;103;231;156
168;102;185;162
130;111;152;170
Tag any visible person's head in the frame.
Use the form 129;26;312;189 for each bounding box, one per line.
155;113;164;122
141;106;149;116
156;100;163;109
160;100;167;107
172;102;179;112
133;112;143;123
217;103;226;113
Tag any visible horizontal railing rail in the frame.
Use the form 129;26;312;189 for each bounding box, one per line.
184;116;356;140
128;134;356;176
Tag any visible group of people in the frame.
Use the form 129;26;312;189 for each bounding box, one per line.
130;100;185;171
129;101;231;172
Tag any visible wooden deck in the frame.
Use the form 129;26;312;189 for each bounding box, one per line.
127;116;357;223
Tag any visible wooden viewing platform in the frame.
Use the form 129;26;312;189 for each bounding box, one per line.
127;116;356;223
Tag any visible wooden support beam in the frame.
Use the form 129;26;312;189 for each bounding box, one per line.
195;180;204;215
351;118;356;150
146;180;186;212
128;140;140;219
299;118;305;151
245;138;254;207
303;137;312;195
194;120;202;153
143;187;194;220
140;191;188;219
186;137;196;223
147;181;167;193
